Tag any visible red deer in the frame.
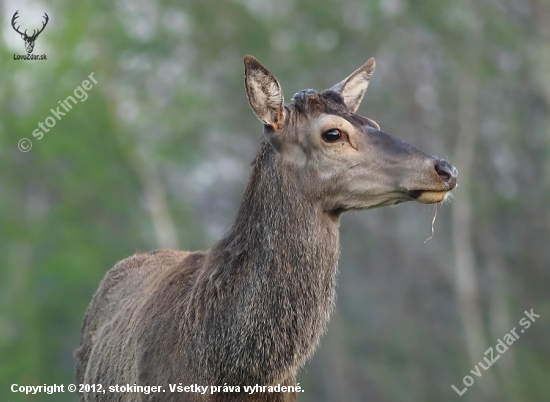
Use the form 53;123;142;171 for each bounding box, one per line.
75;55;457;401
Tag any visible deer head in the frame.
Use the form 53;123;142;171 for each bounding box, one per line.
11;10;49;54
244;55;457;213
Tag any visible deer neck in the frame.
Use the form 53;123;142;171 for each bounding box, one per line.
198;142;340;384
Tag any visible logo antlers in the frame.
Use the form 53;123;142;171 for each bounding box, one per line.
11;10;49;54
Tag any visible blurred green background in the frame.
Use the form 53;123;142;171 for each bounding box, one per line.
1;0;549;401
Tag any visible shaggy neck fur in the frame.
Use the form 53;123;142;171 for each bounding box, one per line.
186;141;341;386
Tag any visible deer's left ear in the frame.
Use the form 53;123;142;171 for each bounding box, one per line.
330;57;375;113
244;55;286;130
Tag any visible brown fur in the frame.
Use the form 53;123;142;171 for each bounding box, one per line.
76;143;338;402
75;56;457;402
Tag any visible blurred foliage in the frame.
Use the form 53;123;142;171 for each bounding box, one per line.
1;0;549;401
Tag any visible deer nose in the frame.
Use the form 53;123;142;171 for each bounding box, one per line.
434;159;458;188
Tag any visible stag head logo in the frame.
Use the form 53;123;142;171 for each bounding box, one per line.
11;10;49;54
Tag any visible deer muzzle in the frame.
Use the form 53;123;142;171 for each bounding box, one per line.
408;158;457;204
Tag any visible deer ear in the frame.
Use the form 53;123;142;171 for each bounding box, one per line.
330;57;375;113
244;55;286;130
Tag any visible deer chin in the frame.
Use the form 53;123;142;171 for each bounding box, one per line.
413;190;449;204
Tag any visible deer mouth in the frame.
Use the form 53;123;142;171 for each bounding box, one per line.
409;190;450;204
406;159;457;204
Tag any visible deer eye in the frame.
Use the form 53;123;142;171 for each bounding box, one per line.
322;129;341;142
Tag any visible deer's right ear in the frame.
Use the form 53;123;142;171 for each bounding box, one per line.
244;55;286;130
330;57;375;113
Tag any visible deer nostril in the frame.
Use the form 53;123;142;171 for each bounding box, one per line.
436;167;450;181
434;159;457;184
